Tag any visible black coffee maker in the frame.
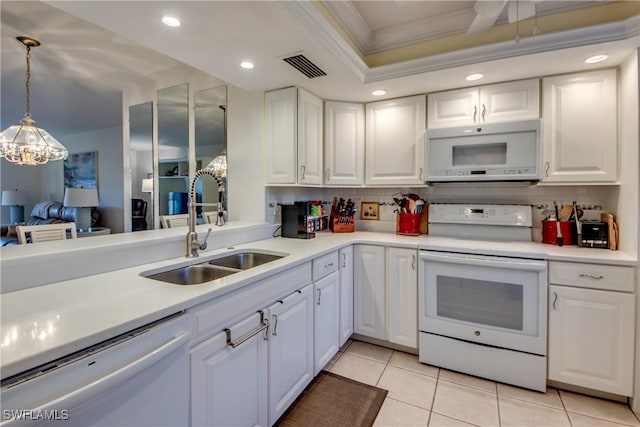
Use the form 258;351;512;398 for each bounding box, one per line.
281;202;315;239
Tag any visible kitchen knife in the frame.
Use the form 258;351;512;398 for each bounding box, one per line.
554;202;563;246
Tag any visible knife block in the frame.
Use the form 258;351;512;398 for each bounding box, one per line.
330;217;354;233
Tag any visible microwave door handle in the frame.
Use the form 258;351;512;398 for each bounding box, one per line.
1;333;191;427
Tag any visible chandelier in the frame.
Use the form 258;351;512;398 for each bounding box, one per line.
0;37;68;166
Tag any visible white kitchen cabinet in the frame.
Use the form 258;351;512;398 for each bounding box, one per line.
428;79;539;128
324;101;365;185
191;312;269;427
354;245;386;340
314;270;340;375
365;95;426;185
386;247;418;349
548;281;635;395
338;246;354;346
265;87;323;184
267;285;314;425
542;69;617;183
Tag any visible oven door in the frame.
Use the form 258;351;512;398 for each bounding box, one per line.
418;251;547;355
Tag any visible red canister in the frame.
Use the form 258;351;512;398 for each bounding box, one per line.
542;220;574;245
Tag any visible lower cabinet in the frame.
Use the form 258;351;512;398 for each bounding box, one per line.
339;246;354;346
267;284;314;425
314;270;341;375
190;312;269;427
548;284;635;396
386;247;418;348
354;244;418;350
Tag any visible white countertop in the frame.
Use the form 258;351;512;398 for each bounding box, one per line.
1;230;635;380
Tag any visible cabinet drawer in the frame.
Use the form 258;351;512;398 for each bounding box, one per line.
313;251;339;281
549;261;634;292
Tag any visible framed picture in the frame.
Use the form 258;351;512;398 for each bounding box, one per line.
64;151;98;188
360;201;379;220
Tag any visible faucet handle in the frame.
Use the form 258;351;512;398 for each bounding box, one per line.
199;228;213;251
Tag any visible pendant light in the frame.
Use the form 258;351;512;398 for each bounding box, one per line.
0;36;68;166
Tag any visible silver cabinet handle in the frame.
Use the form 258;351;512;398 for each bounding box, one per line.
481;104;486;122
579;273;604;280
473;105;478;123
419;167;423;181
411;254;416;270
544;161;550;178
325;262;334;268
317;288;322;305
342;253;346;268
226;312;269;348
301;165;306;180
326;168;330;181
272;314;278;336
552;292;558;310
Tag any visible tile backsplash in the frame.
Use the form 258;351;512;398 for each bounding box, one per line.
266;183;617;241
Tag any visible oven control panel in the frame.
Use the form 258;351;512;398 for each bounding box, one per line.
429;203;532;227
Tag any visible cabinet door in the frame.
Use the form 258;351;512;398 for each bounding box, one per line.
297;88;323;185
314;271;340;375
386;247;418;349
480;79;540;123
325;101;365;185
353;245;386;340
339;246;354;346
265;87;297;184
366;95;426;185
268;285;314;425
548;285;634;395
428;88;478;128
542;69;617;182
191;312;268;426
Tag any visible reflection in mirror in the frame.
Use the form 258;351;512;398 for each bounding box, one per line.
195;85;227;223
129;102;153;230
157;83;189;223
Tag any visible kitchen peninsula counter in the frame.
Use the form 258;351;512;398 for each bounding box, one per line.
1;229;636;380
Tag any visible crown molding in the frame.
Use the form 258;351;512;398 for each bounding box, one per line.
321;1;372;53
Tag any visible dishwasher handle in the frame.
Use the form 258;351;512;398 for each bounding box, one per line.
1;332;190;427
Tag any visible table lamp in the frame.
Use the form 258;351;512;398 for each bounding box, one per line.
63;188;99;231
2;189;27;224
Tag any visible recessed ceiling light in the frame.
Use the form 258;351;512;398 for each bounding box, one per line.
240;61;254;69
372;90;386;96
465;73;484;81
162;16;181;27
585;54;608;64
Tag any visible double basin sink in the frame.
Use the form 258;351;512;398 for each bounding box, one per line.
143;251;287;285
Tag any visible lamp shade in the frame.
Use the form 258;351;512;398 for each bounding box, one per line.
63;188;99;207
1;190;27;206
206;153;227;177
141;178;153;193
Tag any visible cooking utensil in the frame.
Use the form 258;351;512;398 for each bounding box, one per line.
554;202;563;246
572;201;581;245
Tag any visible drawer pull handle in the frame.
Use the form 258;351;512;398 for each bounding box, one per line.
225;312;269;348
552;292;558;310
579;273;604;280
325;262;334;268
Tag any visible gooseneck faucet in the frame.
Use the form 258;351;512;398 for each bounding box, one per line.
185;168;225;258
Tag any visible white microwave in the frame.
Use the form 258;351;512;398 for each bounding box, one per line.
425;120;541;182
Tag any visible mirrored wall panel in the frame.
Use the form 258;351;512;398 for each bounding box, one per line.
157;83;189;221
129;102;153;230
195;85;227;224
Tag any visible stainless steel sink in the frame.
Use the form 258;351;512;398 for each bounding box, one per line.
208;252;284;270
142;250;287;285
146;264;238;286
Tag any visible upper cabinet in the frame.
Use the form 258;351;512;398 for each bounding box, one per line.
542;69;618;183
265;87;323;185
428;79;540;129
366;95;426;186
324;101;365;186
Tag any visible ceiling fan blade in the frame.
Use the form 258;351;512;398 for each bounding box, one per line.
508;0;537;23
467;0;509;34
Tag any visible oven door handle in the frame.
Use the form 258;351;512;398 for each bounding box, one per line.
420;252;546;272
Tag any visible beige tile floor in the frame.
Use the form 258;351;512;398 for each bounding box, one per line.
326;340;640;427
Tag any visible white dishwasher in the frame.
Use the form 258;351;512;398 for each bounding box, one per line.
1;313;191;427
